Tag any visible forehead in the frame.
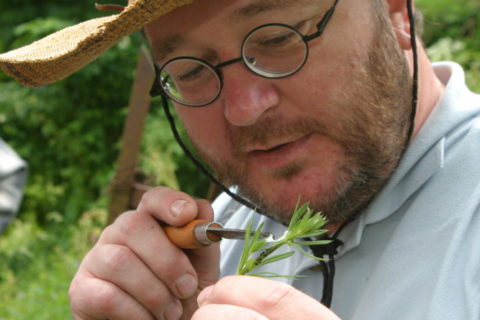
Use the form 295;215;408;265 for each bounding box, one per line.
153;0;318;24
231;0;320;17
145;0;322;60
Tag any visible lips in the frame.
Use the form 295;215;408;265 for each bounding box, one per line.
246;134;313;169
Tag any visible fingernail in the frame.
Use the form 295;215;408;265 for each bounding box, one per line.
197;285;213;307
164;298;182;320
170;199;188;217
175;273;197;298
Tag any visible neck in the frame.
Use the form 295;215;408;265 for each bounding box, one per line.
408;42;445;139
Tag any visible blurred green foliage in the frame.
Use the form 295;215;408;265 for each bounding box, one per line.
0;0;210;226
420;0;480;90
0;0;478;318
0;1;133;224
0;209;106;319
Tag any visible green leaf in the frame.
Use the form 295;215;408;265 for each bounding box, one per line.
296;245;329;262
294;240;331;246
252;251;295;270
236;202;330;278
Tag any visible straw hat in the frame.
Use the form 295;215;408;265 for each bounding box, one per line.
0;0;193;87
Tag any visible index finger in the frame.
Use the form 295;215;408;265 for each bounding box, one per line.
136;186;200;226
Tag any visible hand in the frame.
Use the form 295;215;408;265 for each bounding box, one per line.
69;186;220;320
194;276;341;320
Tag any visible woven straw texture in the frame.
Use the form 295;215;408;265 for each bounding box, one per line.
0;0;193;87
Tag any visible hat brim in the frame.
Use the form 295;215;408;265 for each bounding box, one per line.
0;0;193;87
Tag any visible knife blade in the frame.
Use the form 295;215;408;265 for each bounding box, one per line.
206;225;273;241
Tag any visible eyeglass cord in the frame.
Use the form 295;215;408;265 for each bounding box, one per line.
159;0;418;309
308;219;349;308
406;0;419;142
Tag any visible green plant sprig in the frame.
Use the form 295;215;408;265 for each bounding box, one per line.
236;203;331;278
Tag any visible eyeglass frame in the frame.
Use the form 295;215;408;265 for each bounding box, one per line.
150;0;341;107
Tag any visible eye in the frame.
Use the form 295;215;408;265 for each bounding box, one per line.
257;29;299;48
178;64;207;82
248;19;312;52
179;64;205;81
264;31;297;45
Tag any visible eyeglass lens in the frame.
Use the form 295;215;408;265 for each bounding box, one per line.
160;59;221;106
242;25;308;78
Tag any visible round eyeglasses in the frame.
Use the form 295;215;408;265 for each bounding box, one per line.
150;0;340;107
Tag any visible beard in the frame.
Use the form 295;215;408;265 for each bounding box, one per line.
187;9;412;226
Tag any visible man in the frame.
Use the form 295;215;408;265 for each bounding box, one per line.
1;0;479;319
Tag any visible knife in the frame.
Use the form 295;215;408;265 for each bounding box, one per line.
164;219;273;249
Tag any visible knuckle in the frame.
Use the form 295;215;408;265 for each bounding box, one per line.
68;278;83;309
142;291;162;309
153;252;187;280
68;270;94;308
102;245;134;272
93;284;118;314
258;282;296;311
68;275;118;317
137;191;156;211
138;186;169;209
115;211;149;238
143;288;172;312
99;223;116;242
138;186;194;213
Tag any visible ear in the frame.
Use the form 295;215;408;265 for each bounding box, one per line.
385;0;413;50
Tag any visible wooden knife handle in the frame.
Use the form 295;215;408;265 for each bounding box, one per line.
164;219;222;249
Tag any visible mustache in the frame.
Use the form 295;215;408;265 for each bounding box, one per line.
230;116;328;153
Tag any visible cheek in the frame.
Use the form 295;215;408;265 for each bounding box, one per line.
175;105;230;153
296;4;375;104
291;35;372;121
284;60;348;122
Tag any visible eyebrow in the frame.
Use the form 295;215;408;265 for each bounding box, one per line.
153;35;185;62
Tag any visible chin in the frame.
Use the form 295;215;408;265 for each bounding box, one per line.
238;166;351;225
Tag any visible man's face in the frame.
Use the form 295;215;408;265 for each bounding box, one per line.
145;0;412;225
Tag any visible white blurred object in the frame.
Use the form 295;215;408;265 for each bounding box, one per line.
0;137;27;234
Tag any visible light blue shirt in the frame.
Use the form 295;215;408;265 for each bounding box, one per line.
213;62;480;320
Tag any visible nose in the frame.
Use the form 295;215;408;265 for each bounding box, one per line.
220;63;279;127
